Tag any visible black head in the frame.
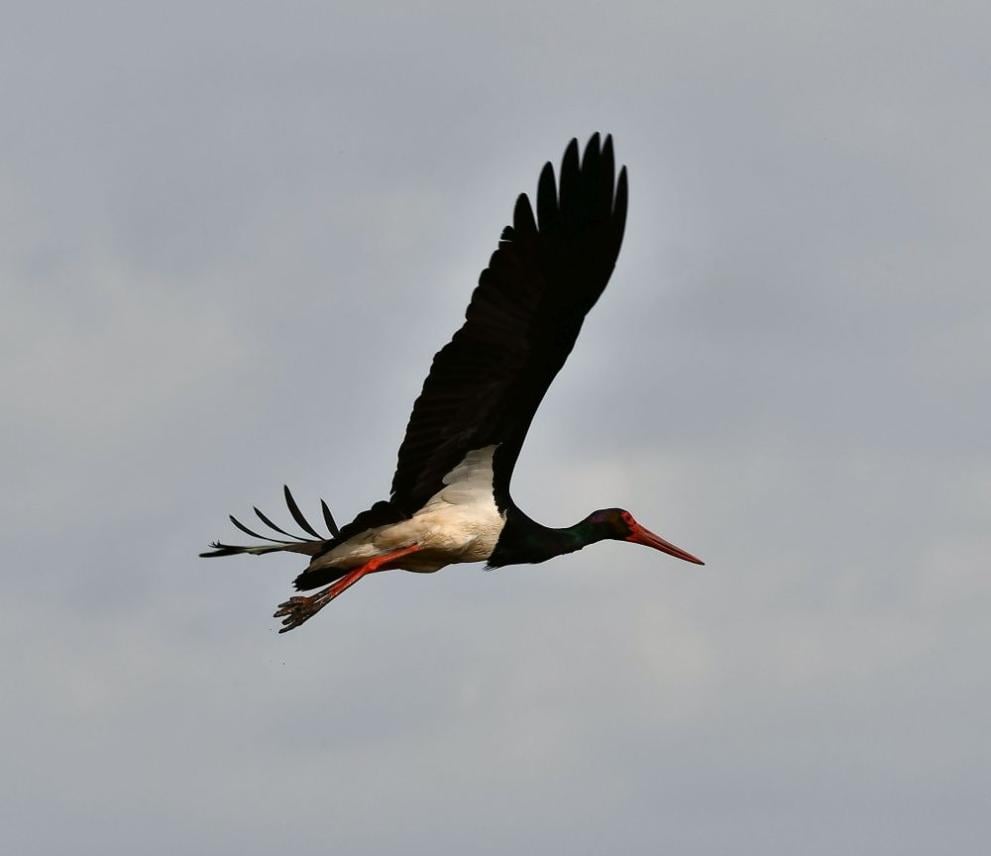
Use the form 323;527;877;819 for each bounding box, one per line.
585;508;704;565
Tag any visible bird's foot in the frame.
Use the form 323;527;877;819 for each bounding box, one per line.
273;557;376;632
273;544;423;633
274;589;336;633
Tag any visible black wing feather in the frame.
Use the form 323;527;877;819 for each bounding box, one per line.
389;133;628;515
320;499;341;538
283;485;323;539
228;514;294;544
253;506;314;542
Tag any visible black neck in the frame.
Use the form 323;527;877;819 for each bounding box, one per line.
488;506;611;567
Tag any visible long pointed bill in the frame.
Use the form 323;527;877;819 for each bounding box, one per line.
627;523;705;565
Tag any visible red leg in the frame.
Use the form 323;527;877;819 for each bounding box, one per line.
274;544;421;633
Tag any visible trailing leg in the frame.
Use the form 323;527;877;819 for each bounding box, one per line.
273;544;421;633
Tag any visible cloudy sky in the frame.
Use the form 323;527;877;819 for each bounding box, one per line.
3;1;989;853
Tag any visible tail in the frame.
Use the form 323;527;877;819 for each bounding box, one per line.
199;485;342;559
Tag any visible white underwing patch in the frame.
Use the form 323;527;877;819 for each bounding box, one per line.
312;445;506;573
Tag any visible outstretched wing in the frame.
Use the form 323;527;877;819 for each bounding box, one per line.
390;133;628;515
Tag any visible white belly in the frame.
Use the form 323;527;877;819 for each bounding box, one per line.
314;446;506;573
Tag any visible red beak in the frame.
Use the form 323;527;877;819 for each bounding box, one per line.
627;522;704;565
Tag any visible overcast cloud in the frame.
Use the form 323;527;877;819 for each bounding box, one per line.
2;2;989;853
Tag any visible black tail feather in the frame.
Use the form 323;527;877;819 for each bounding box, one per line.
199;540;291;558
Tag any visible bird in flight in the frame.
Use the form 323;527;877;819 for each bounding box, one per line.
201;133;703;632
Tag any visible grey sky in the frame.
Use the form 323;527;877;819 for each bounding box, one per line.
3;1;989;853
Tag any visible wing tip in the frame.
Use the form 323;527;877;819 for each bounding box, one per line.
615;165;629;210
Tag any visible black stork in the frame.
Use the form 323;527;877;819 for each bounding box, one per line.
201;133;704;632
